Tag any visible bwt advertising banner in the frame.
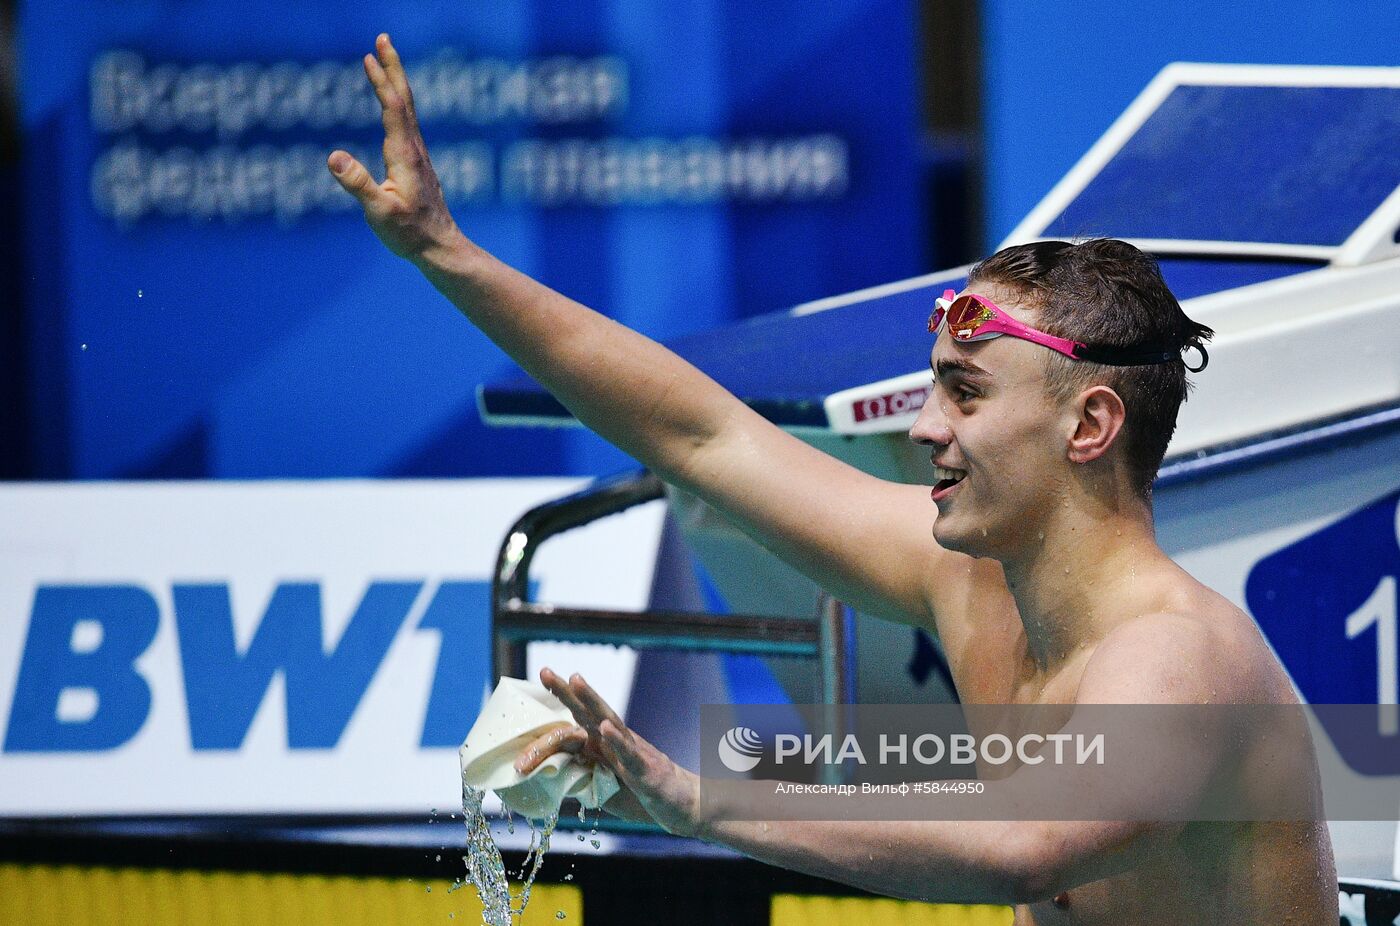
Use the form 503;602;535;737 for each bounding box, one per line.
22;0;922;482
0;480;664;815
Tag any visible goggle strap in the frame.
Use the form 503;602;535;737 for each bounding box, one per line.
1072;343;1188;367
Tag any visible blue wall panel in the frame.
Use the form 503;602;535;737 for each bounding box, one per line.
20;0;922;479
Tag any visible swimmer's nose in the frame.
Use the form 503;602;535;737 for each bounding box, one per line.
908;391;952;448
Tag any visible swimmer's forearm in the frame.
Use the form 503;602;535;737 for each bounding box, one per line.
411;233;742;482
695;816;1047;904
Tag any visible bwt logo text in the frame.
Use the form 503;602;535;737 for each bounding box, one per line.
3;580;492;753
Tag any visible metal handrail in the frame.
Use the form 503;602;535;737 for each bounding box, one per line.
490;469;851;707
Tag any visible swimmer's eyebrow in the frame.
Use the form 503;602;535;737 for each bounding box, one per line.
932;358;991;382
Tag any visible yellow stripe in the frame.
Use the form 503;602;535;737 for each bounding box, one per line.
0;863;581;925
772;894;1013;926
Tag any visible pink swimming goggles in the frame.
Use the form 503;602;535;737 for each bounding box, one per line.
929;289;1202;369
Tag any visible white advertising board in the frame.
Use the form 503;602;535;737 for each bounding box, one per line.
0;479;664;816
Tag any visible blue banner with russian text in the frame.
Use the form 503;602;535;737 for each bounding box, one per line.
20;0;922;479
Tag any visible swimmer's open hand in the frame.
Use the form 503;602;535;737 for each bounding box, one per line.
328;34;463;262
519;668;702;838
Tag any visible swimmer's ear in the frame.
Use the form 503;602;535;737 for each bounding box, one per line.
1066;384;1126;465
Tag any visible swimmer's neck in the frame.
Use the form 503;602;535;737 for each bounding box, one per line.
999;501;1170;676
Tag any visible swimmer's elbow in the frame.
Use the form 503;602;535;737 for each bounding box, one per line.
998;821;1159;903
1003;867;1063;906
997;824;1072;904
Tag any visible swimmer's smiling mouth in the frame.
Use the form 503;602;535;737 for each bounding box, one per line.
931;465;967;502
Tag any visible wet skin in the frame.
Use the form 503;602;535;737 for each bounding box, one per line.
910;289;1335;923
331;36;1337;923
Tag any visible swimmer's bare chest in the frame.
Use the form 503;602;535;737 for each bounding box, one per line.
954;630;1335;925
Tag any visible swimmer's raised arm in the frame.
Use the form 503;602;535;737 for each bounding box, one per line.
327;34;1000;631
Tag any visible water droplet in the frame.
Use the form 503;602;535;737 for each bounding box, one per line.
80;343;88;351
556;912;567;920
434;854;441;861
564;873;574;881
576;833;585;842
458;784;559;925
137;290;143;298
589;839;600;849
425;885;432;893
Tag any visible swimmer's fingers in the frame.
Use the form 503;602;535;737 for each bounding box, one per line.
596;719;646;775
365;54;434;201
567;673;627;732
331;36;459;260
325;39;417;210
375;34;420;126
363;48;419;158
540;667;603;733
539;668;700;835
327;150;386;208
596;718;673;783
541;670;648;770
597;718;701;837
513;722;587;775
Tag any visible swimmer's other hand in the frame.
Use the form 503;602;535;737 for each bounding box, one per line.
328;33;464;263
540;667;703;838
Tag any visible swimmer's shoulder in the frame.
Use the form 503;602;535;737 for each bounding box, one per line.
1080;602;1274;705
1145;580;1290;701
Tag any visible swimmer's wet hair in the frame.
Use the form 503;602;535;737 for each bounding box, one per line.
968;238;1214;500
